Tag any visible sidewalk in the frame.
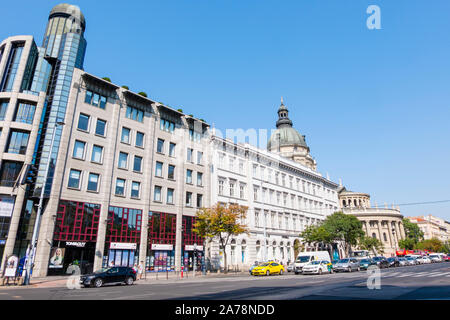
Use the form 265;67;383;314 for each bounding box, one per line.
0;271;250;289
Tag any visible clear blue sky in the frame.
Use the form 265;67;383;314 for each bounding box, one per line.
2;1;450;219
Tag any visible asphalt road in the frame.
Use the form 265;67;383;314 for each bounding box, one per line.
1;262;450;300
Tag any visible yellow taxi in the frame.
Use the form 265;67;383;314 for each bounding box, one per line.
251;261;285;276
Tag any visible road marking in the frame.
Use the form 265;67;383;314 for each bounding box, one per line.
109;293;155;300
411;272;430;278
397;273;415;278
429;272;450;278
12;296;21;299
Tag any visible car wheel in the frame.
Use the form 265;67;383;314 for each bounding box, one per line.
93;278;103;288
357;267;360;272
348;267;352;273
318;269;322;275
279;269;283;275
125;277;134;285
266;270;270;276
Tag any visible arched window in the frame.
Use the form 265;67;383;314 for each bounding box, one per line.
383;233;387;242
372;233;377;239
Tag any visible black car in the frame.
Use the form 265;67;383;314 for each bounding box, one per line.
372;256;389;269
359;258;376;270
80;267;137;288
387;257;400;268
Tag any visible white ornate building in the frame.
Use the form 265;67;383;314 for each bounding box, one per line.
209;100;340;270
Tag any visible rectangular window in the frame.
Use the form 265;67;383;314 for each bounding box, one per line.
95;119;106;136
118;152;128;169
136;132;144;148
155;161;163;177
167;188;174;204
131;181;140;198
0;43;24;92
68;169;82;189
160;118;175;133
85;90;93;104
87;173;100;192
0;101;8;121
157;139;164;153
0;161;23;187
85;90;107;109
197;194;203;208
186;192;193;206
197;151;203;165
126;106;144;122
121;127;131;144
154;186;162;202
197;172;203;186
186;169;193;184
115;178;125;196
14;102;36;124
219;180;224;195
133;156;142;172
73;140;86;159
77;113;90;131
168;165;175;180
169;143;176;157
230;181;235;197
187;148;193;162
6;130;29;155
91;145;103;163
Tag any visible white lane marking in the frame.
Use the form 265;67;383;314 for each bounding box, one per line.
109;293;155;300
397;273;415;278
429;272;450;278
411;272;431;278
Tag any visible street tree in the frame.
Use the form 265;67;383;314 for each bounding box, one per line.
402;218;424;246
300;225;333;250
193;203;249;273
415;238;444;252
358;235;384;256
398;238;416;250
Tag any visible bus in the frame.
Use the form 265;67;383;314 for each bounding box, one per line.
350;250;371;260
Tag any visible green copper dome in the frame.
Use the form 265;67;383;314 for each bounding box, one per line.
267;98;309;150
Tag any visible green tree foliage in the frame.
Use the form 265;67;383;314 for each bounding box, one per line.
177;109;183;113
102;77;111;82
398;238;416;250
402;218;424;244
138;92;148;97
193;203;249;273
415;238;444;252
358;235;384;255
121;85;129;90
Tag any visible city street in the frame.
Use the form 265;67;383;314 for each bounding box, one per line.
0;262;449;300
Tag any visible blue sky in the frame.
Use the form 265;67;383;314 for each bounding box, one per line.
2;1;450;219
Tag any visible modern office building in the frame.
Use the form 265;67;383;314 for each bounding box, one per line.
0;4;88;275
209;100;340;270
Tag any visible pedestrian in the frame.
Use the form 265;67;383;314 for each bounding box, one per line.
133;263;138;273
109;260;115;267
138;261;144;280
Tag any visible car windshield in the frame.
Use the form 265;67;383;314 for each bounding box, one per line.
407;257;414;260
296;256;311;263
372;257;381;261
339;259;349;263
387;258;395;261
310;261;321;265
360;259;370;263
260;263;270;267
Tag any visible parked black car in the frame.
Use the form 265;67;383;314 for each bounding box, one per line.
387;257;400;268
80;267;137;288
372;256;389;268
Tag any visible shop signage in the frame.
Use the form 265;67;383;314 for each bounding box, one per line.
66;242;86;248
185;245;204;251
0;196;15;218
110;242;137;250
4;255;18;277
48;248;65;269
152;244;173;251
0;240;6;245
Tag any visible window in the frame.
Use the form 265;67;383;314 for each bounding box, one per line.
121;127;131;144
136;132;144;148
0;43;23;92
115;178;125;196
155;162;163;177
239;161;244;174
87;173;99;192
229;157;234;171
133;156;142;172
95;119;106;136
229;181;235;197
72;140;86;159
167;188;174;204
168;165;175;180
219;179;224;195
254;187;258;201
118;152;128;169
85;90;107;109
186;169;193;184
186;192;193;206
154;186;162;202
131;181;140;198
197;194;203;208
91;145;103;163
157;139;164;153
160;118;175;133
14;102;36;124
0;101;8;121
187;148;193;162
126;106;144;122
0;161;23;187
197;151;203;165
255;211;260;228
240;184;245;199
189;129;202;142
197;172;203;186
169;143;176;157
6;130;29;154
77;113;90;131
68;169;82;189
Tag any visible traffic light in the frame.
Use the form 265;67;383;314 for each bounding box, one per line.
21;164;39;185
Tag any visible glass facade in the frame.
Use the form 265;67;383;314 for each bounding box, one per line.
106;206;142;244
0;101;8;121
0;42;24;92
0;161;23;187
14;101;36;124
6;130;30;154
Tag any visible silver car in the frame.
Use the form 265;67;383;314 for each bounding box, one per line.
406;257;417;265
333;258;360;272
398;257;408;266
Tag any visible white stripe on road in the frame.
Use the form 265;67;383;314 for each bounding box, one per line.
429;272;450;278
109;293;155;300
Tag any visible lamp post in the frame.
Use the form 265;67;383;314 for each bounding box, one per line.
193;243;197;277
23;121;65;285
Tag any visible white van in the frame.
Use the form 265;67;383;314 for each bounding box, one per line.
294;251;331;275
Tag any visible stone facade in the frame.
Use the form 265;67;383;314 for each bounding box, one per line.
407;215;450;242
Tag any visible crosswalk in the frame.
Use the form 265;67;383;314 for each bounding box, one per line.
381;271;450;279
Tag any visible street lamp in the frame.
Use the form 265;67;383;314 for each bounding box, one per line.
23;121;65;285
193;243;197;277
